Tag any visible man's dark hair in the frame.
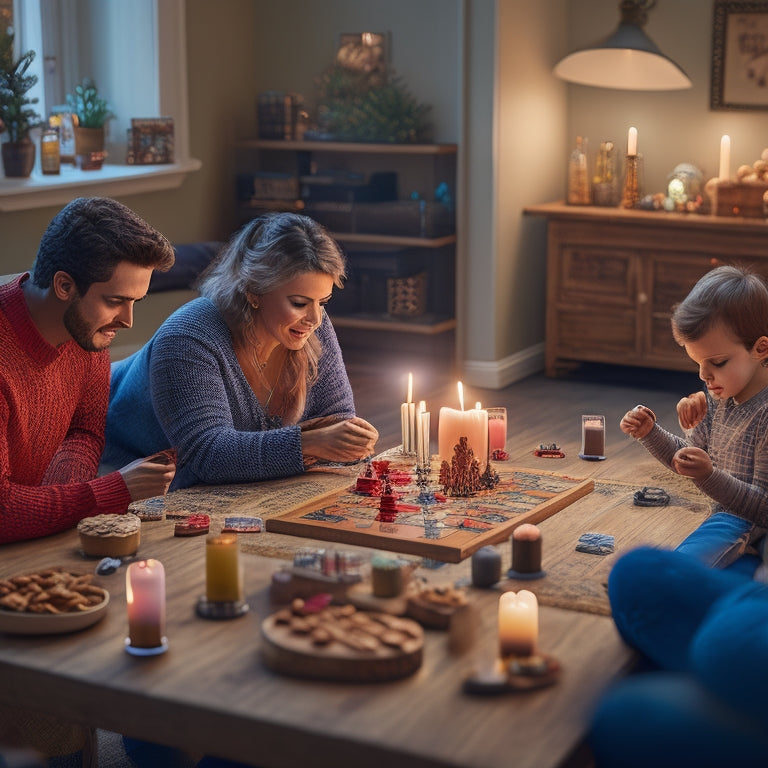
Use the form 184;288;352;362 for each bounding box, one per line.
31;197;175;294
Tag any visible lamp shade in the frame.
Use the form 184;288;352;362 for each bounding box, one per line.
554;2;691;91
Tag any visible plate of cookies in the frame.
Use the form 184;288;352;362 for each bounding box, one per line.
0;568;109;635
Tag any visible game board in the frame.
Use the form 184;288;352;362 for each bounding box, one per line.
266;459;594;563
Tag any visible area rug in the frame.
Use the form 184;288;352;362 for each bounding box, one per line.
498;476;712;616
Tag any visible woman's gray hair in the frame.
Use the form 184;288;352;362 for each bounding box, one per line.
197;213;346;325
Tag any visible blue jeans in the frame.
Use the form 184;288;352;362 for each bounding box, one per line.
674;511;753;569
588;546;768;767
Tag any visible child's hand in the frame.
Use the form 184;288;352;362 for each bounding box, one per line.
671;446;712;480
677;391;707;430
620;405;656;439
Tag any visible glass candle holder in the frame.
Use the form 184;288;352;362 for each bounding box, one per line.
579;414;606;461
487;407;507;454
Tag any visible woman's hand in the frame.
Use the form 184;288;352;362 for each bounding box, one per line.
677;391;707;430
300;416;379;464
620;405;656;440
671;446;713;481
119;453;176;501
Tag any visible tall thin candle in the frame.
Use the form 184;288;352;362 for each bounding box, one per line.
627;126;638;156
400;372;416;453
719;134;730;181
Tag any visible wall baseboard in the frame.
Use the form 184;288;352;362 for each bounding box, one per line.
461;342;545;390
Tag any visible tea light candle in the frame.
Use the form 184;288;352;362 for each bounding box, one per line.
719;134;730;181
438;382;488;461
205;534;243;603
126;559;166;651
498;589;538;657
627;126;638;156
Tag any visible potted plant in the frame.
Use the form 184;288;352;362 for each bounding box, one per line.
66;78;114;169
0;30;43;178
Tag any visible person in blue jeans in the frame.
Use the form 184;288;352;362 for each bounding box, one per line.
620;265;768;573
588;545;768;768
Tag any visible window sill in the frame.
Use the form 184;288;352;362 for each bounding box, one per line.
0;158;202;212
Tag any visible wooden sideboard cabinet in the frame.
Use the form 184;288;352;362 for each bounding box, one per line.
525;202;768;377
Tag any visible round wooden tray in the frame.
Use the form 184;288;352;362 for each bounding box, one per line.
260;609;423;682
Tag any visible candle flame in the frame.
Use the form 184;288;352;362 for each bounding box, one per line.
458;381;464;411
407;372;413;404
418;400;426;412
475;401;482;410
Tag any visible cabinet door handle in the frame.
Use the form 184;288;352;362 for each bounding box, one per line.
638;292;648;304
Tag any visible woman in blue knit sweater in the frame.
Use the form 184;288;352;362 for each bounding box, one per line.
103;213;378;489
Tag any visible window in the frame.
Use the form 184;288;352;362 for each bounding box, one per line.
0;0;200;211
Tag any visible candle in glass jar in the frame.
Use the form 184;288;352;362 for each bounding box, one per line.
205;534;243;603
438;382;488;461
498;589;538;657
487;407;507;453
126;559;166;649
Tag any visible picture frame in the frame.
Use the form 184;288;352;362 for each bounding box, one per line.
126;117;174;164
336;32;389;73
711;1;768;110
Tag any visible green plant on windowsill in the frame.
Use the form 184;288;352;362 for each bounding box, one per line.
66;78;114;128
0;30;43;177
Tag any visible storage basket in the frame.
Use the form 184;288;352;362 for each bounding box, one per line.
387;271;427;317
713;180;768;218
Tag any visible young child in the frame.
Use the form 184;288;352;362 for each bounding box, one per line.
620;264;768;574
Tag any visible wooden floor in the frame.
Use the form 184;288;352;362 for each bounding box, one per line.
343;345;701;479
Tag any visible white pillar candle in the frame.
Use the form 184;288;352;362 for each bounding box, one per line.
498;589;538;657
719;134;730;181
627;126;638;156
126;559;166;649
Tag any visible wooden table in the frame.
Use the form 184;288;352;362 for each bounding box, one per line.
0;507;638;768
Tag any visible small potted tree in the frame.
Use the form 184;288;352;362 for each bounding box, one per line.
0;30;42;178
66;78;114;169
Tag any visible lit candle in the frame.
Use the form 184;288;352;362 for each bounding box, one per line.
719;134;730;181
437;381;489;461
205;534;243;603
416;402;431;468
126;559;166;649
627;126;638;157
400;372;417;453
498;589;538;657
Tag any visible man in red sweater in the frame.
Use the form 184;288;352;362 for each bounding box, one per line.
0;196;177;544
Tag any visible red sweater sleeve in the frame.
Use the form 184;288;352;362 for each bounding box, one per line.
0;275;133;544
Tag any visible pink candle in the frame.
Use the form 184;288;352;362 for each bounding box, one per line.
126;559;166;649
437;382;489;461
487;407;507;452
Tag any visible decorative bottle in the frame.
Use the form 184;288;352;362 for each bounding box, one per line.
40;127;61;175
567;136;591;205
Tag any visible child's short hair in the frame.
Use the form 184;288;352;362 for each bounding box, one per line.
672;264;768;349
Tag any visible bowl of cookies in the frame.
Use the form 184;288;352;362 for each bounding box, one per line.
0;568;109;635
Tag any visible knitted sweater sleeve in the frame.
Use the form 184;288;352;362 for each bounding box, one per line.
0;354;132;544
638;422;688;469
148;307;355;486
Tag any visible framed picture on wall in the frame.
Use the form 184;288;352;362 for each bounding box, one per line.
126;117;175;164
711;1;768;110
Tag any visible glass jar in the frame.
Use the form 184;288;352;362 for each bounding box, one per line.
40;128;61;175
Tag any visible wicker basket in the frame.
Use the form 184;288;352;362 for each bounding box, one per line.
387;271;427;317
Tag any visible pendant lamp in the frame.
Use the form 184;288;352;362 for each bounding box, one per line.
554;0;691;91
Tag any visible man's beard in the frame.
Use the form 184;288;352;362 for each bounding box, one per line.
63;298;108;352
